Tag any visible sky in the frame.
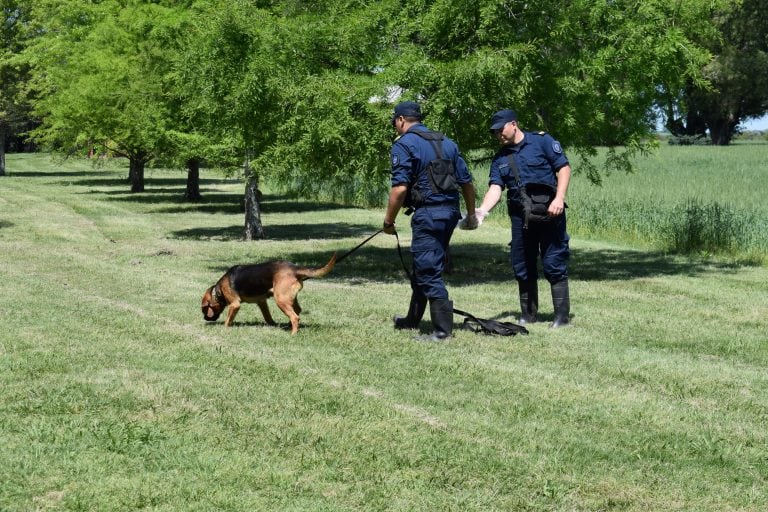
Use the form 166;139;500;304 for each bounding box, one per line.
656;112;768;132
741;114;768;131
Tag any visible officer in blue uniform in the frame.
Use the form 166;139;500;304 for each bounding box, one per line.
475;109;572;328
382;101;478;341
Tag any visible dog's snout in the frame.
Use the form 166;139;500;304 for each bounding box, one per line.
202;306;219;321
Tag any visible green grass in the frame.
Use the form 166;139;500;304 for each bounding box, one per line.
1;153;767;511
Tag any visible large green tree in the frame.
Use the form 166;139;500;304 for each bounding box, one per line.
661;0;768;144
176;1;283;238
180;0;394;237
376;0;723;182
206;0;723;197
23;0;199;192
0;0;32;176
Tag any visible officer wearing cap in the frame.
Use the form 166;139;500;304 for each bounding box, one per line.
382;100;478;341
475;109;572;328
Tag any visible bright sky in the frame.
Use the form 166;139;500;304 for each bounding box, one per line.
742;114;768;131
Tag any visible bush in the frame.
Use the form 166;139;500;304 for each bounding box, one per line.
662;199;767;256
667;134;710;146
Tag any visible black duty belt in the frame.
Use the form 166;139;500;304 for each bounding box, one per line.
406;201;458;214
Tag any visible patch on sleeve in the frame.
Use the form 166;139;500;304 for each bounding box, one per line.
552;141;563;154
392;154;399;166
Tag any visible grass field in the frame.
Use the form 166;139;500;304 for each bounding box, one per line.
1;152;767;511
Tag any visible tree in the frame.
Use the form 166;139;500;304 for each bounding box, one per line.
0;0;32;176
22;0;194;191
661;0;768;145
178;0;394;237
176;0;284;238
375;0;723;181
204;0;723;196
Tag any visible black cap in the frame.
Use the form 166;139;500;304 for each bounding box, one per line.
489;109;517;132
392;101;422;124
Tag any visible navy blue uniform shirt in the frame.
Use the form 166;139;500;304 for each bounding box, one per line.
489;131;568;198
391;124;472;205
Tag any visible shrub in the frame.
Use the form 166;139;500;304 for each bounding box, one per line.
667;134;710;146
661;199;767;256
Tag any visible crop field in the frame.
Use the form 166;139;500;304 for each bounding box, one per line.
0;151;766;511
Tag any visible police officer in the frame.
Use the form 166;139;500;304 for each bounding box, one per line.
475;109;572;328
382;101;478;341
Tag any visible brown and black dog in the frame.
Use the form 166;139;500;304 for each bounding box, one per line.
201;253;337;334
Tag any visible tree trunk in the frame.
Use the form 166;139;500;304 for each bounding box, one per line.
129;155;145;192
243;159;265;240
707;116;737;145
184;158;202;201
0;124;6;177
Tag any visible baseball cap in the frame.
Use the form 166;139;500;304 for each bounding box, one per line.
392;101;423;124
489;109;517;132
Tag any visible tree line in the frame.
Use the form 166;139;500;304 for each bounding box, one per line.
1;0;766;237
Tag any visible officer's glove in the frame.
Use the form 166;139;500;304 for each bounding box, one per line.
459;212;479;230
383;221;396;235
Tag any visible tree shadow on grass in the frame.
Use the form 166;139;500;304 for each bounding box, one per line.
259;195;358;214
174;222;378;243
87;184;356;216
569;247;745;280
197;237;746;287
12;170;108;178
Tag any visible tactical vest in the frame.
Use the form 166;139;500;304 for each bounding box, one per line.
404;130;459;208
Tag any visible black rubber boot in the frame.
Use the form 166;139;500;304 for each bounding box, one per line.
518;279;539;325
393;293;427;330
550;278;570;328
414;299;453;342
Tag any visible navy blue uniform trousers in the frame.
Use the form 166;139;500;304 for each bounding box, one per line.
510;212;570;283
410;205;460;299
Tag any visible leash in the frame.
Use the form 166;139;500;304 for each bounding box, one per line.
453;307;529;336
336;229;384;264
393;230;413;280
392;230;527;337
335;228;413;277
338;228;526;336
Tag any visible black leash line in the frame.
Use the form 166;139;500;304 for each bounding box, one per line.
393;230;413;281
335;229;384;264
335;228;412;281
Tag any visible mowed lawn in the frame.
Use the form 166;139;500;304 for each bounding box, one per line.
1;153;766;511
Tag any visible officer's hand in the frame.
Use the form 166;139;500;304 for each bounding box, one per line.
383;221;396;235
475;208;487;222
548;198;565;217
459;213;479;230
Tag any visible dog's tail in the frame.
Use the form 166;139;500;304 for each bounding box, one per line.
297;252;337;280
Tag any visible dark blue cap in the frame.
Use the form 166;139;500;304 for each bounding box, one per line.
392;101;422;124
489;109;517;132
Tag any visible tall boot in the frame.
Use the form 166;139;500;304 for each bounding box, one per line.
393;292;427;329
518;279;538;325
414;298;453;342
550;278;570;328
